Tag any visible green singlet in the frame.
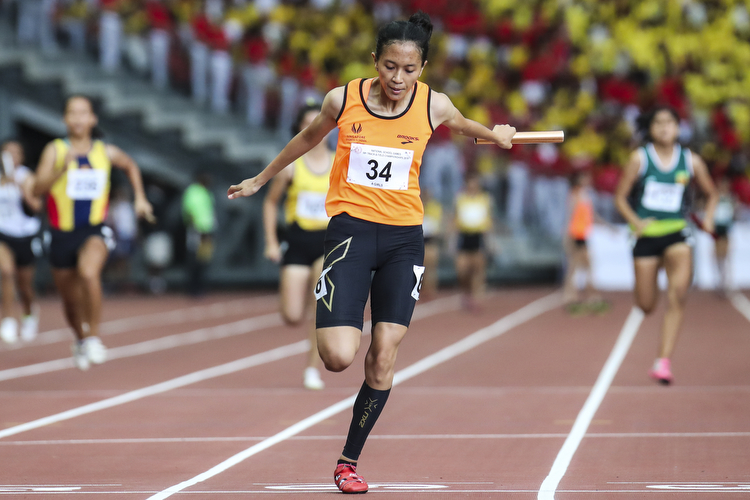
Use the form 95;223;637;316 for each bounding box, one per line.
632;143;692;238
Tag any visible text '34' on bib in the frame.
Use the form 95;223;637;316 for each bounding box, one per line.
347;143;413;191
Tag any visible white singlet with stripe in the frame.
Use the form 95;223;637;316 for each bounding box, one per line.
0;166;42;238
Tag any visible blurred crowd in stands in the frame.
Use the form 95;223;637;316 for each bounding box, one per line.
5;0;750;242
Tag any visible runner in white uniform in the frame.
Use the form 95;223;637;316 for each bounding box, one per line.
0;140;42;344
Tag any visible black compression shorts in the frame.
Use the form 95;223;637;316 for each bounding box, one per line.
315;213;424;330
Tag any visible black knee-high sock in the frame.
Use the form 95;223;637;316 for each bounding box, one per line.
341;381;391;462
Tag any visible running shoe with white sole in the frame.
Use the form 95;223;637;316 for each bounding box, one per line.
334;463;368;494
72;341;90;371
1;317;18;344
20;305;40;342
649;358;672;385
82;336;107;365
304;367;325;390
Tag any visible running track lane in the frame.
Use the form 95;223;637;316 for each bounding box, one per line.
1;290;748;497
147;291;562;499
550;290;750;498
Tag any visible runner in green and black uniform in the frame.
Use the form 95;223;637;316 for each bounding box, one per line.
615;106;717;385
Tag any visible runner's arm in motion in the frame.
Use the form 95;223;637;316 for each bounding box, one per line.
690;153;718;234
614;150;651;237
228;88;342;199
262;166;293;263
20;172;43;213
106;144;154;221
32;143;65;196
429;91;515;148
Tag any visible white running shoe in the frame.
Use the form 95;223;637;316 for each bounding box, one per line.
20;305;39;342
82;336;107;365
72;342;90;371
1;317;18;344
303;367;325;390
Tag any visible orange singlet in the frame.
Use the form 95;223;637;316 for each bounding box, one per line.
568;194;594;240
327;78;434;226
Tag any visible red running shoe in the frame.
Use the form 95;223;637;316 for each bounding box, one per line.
334;463;368;494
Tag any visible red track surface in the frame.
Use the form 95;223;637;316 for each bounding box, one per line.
1;288;749;499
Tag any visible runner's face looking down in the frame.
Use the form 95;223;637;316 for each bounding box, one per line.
64;97;98;139
649;110;679;147
372;41;425;102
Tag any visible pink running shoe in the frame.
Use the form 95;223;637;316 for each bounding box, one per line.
334;463;368;494
649;358;672;385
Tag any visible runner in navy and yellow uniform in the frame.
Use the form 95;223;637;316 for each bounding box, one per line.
263;102;333;391
615;106;717;385
33;95;154;371
229;11;516;493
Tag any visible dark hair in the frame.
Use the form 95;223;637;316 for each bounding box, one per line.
292;101;322;135
374;11;433;64
636;105;680;143
64;95;105;139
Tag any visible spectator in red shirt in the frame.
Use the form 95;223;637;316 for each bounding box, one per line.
100;0;124;72
146;0;174;89
207;13;232;114
190;8;212;104
276;47;301;137
242;27;274;127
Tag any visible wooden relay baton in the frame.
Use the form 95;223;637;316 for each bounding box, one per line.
474;130;564;145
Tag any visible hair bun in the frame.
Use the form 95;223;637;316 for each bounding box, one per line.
408;11;433;40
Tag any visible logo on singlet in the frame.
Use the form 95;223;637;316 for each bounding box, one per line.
675;171;690;185
351;123;363;134
397;134;419;144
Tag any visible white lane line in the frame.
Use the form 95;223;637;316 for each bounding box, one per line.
0;294;463;439
0;294;462;382
146;292;561;500
0;313;282;382
5;431;750;446
729;292;750;324
6;298;261;349
0;341;309;440
537;307;644;500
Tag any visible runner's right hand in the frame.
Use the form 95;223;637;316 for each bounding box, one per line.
633;217;655;237
265;242;282;263
228;177;263;199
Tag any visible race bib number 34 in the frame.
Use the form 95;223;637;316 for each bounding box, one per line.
642;180;684;213
67;169;107;200
347;143;413;190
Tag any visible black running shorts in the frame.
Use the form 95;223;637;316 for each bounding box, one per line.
281;223;326;267
632;228;692;258
458;232;483;252
0;232;40;267
49;224;115;269
315;213;425;330
714;225;730;239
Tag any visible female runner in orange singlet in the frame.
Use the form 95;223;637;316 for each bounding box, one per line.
229;12;515;493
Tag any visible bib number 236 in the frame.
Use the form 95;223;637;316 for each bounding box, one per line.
347;143;412;190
